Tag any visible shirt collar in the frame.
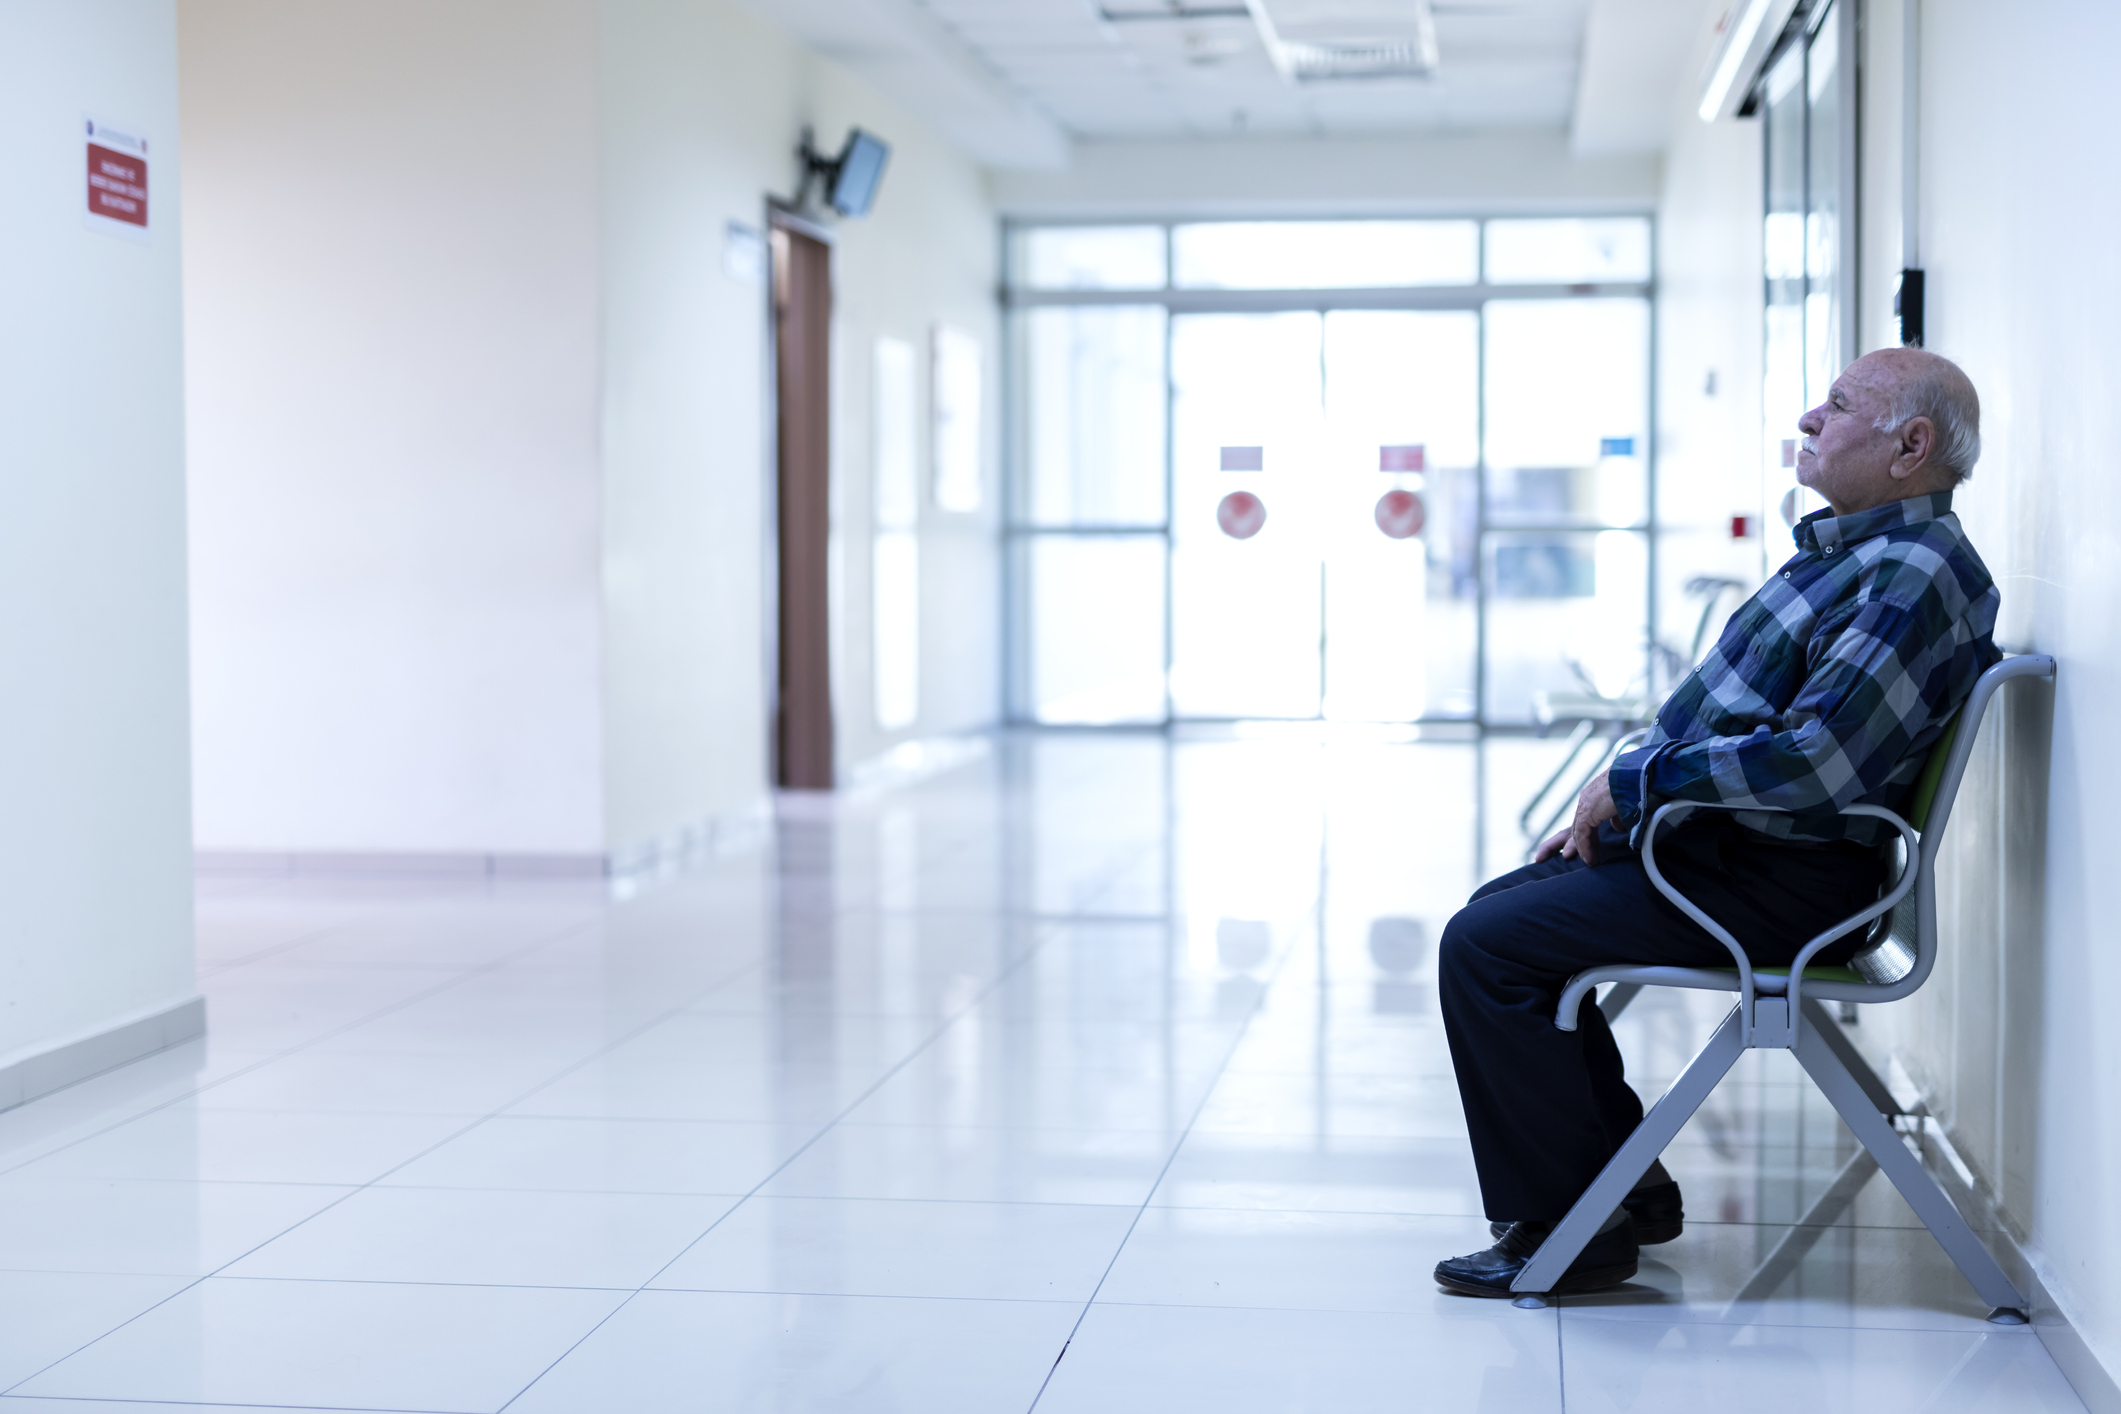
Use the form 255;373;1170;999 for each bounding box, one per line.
1793;491;1954;555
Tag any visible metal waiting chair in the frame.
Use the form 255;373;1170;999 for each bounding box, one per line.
1506;652;2057;1320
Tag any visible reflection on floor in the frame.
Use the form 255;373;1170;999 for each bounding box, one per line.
0;733;2087;1412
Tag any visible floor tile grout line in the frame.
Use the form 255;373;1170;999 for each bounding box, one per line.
0;1397;464;1413
1021;928;1317;1414
0;910;640;1183
489;929;1078;1412
194;916;376;979
192;890;607;980
202;1273;1095;1306
1555;1281;1568;1412
0;1265;2034;1335
0;939;784;1399
1071;1294;2021;1332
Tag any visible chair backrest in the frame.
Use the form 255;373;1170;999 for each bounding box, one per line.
1906;712;1963;833
1844;653;2055;994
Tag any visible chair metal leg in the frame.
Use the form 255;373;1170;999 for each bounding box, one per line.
1798;996;1903;1118
1597;982;1642;1024
1723;1145;1880;1309
1792;1011;2029;1319
1511;1005;1748;1298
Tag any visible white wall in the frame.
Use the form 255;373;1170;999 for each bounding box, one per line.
180;0;1003;865
1654;0;2121;1392
0;0;197;1062
179;0;607;857
1877;0;2121;1387
599;0;1001;855
992;129;1659;219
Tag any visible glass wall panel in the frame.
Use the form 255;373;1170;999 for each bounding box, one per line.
1483;299;1650;528
1760;6;1852;547
1762;41;1807;538
1172;220;1479;290
1020;535;1167;724
1169;312;1325;718
1016;305;1168;528
1805;7;1843;410
1482;529;1650;725
1321;309;1479;720
1484;218;1652;284
872;531;919;730
1019;225;1167;290
1006;216;1657;730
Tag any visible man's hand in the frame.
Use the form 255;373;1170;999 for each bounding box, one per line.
1532;770;1620;865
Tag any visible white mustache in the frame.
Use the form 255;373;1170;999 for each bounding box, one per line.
1799;436;1819;459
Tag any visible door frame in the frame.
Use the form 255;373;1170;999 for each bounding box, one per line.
765;201;839;787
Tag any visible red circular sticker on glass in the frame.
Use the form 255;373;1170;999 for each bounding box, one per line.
1217;491;1266;540
1374;489;1425;539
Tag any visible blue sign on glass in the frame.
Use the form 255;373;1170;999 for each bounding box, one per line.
1600;437;1636;457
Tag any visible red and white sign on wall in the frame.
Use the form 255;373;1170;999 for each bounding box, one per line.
1379;445;1425;473
84;119;150;237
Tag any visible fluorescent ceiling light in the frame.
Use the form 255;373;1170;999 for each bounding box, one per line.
1245;0;1439;83
1698;0;1799;121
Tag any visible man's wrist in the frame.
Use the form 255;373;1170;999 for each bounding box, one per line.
1607;746;1651;827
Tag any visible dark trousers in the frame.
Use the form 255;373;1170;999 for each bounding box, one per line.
1438;815;1887;1222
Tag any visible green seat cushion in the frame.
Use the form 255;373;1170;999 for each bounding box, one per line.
1908;712;1963;832
1708;964;1866;984
1752;964;1865;984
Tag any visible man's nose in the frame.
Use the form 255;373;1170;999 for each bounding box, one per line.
1798;404;1824;434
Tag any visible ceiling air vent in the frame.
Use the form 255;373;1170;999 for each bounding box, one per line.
1245;0;1439;82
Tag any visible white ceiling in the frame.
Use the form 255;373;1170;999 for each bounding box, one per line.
742;0;1712;168
921;0;1586;141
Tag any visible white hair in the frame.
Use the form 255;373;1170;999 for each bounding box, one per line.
1872;351;1983;484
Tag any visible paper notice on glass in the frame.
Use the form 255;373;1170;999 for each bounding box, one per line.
873;337;919;530
932;324;982;513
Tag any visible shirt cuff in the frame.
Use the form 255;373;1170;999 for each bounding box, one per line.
1607;742;1659;836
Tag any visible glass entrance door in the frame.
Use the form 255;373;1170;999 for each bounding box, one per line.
1170;309;1477;721
1006;216;1656;730
1170;312;1324;719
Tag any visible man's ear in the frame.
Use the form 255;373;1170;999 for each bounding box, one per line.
1891;416;1936;481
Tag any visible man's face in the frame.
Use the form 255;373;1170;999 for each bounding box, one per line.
1794;350;1939;516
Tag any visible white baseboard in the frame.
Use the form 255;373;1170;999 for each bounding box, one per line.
196;850;607;879
1910;1099;2121;1412
607;801;773;893
0;995;207;1113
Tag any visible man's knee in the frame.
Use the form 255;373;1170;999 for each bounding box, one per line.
1438;908;1484;992
1440;884;1567;1001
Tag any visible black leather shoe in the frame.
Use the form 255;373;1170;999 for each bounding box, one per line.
1438;1219;1638;1298
1622;1179;1684;1244
1489;1179;1684;1246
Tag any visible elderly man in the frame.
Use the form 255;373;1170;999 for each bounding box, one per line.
1433;348;1999;1297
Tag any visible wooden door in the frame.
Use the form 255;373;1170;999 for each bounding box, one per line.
772;225;835;789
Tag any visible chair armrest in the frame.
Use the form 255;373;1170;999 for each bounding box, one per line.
1635;800;1921;1042
1637;801;1759;1034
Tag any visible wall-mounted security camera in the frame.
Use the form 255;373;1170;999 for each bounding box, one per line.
797;127;891;218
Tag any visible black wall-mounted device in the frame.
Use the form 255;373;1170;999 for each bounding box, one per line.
797;128;891;218
1895;268;1926;348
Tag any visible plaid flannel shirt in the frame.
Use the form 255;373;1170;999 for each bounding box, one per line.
1609;492;2000;848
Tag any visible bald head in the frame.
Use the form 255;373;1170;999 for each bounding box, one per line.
1861;348;1983;485
1796;349;1983;516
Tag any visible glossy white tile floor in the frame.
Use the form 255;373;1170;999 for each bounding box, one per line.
0;734;2089;1412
